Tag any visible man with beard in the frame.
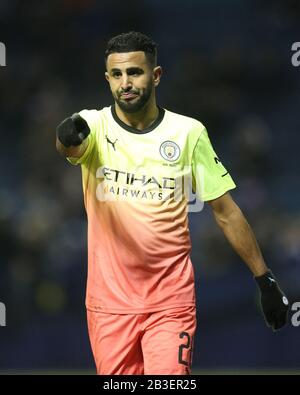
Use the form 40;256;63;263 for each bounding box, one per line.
56;31;289;375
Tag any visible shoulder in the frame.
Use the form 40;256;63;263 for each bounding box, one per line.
77;107;111;132
78;107;108;121
164;108;206;136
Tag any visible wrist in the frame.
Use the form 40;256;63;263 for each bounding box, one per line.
255;270;276;292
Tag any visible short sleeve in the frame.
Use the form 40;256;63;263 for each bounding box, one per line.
67;109;98;166
191;128;236;201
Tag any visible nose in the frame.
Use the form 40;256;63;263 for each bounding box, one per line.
120;75;132;91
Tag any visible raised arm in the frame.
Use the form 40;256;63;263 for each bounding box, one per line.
56;113;90;158
208;192;289;331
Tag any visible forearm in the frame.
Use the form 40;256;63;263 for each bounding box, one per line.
209;195;288;330
214;206;268;276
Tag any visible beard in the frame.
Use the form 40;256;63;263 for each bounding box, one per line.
114;80;153;113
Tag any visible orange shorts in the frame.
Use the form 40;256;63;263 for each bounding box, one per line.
87;306;196;375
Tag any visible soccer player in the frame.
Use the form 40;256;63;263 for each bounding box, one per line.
56;31;289;375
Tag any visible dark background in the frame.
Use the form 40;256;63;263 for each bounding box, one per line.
0;0;299;373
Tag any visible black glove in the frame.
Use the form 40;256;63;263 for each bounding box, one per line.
255;270;289;331
56;113;90;147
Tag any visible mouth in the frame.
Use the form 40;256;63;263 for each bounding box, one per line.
120;92;139;101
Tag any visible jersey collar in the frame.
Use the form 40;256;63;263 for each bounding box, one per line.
111;104;165;134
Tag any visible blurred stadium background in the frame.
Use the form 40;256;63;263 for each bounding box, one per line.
0;0;299;374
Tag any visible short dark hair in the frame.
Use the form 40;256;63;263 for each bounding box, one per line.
105;31;157;68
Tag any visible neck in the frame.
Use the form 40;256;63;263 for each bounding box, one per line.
115;98;159;131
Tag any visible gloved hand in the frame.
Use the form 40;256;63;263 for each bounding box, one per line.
255;270;290;331
56;113;90;147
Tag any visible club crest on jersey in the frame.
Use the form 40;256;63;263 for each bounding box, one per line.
159;141;180;162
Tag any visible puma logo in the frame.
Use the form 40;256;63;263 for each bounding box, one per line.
105;135;118;151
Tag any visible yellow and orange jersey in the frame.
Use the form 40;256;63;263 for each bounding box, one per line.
67;105;236;313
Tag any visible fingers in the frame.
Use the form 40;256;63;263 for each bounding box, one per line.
272;310;289;331
265;307;289;331
57;114;90;147
56;117;79;147
71;113;90;139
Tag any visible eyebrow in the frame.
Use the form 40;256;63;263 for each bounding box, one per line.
110;67;144;73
